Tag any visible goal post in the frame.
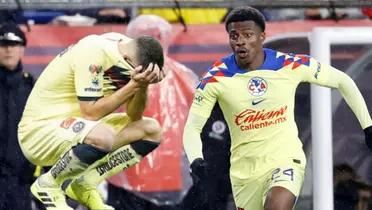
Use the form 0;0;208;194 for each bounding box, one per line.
310;27;372;210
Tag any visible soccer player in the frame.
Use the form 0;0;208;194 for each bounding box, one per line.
18;32;165;210
106;14;199;208
183;6;372;210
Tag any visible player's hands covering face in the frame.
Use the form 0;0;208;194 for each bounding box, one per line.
131;63;165;87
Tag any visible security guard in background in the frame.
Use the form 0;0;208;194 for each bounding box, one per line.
0;22;36;210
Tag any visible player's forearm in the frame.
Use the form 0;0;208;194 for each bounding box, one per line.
332;69;372;129
80;81;140;120
126;85;148;121
183;113;208;163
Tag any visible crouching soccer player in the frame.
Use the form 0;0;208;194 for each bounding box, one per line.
18;33;165;210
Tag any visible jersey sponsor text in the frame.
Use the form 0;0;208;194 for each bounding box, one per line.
234;105;287;131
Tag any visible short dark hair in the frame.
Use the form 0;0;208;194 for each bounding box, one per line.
334;164;356;176
135;35;164;70
225;6;266;32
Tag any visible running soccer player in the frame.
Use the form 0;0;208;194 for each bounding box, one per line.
18;33;165;210
183;6;372;210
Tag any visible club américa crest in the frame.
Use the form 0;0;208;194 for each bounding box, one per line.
247;77;268;96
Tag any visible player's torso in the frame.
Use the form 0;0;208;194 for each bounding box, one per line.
212;50;303;139
218;69;297;141
196;49;315;180
21;34;131;123
22;45;81;122
207;50;309;164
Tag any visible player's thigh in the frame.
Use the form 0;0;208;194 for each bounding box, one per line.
231;174;268;210
18;117;99;166
83;113;132;147
102;114;160;149
116;115;160;135
264;159;305;210
264;186;296;210
100;112;132;133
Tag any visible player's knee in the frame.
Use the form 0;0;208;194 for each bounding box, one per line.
142;118;162;143
84;124;116;151
92;131;116;151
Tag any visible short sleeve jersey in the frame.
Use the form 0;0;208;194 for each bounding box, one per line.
20;33;134;124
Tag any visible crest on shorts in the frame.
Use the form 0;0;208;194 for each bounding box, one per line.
60;117;76;129
72;121;85;133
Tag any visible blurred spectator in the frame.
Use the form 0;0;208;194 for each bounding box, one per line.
22;8;131;25
51;13;96;26
94;8;130;24
333;164;369;210
334;164;357;185
51;8;131;26
361;8;372;19
305;7;366;20
334;180;359;210
305;8;325;20
106;14;198;209
260;8;305;21
355;181;372;210
0;11;17;24
0;23;36;210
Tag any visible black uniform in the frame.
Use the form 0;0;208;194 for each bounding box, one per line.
181;103;233;210
0;62;35;210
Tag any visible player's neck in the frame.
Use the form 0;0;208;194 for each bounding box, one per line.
118;40;136;57
236;50;265;71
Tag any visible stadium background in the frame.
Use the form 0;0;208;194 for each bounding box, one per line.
1;1;372;209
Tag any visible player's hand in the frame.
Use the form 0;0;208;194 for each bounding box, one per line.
190;158;207;184
131;63;165;86
364;125;372;150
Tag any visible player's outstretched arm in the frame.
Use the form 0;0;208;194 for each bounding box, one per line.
326;68;372;149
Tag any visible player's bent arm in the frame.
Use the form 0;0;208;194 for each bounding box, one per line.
126;86;148;121
79;80;141;121
183;112;208;163
125;64;164;121
326;68;372;129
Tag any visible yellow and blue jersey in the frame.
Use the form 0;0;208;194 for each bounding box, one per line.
19;33;134;124
188;48;371;181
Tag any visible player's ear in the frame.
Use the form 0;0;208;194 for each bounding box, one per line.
123;54;137;69
260;32;266;43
